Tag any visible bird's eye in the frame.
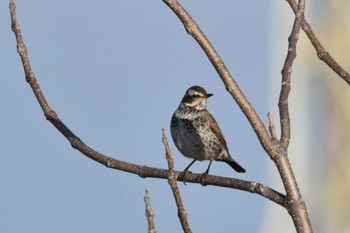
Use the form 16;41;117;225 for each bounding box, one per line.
192;94;200;98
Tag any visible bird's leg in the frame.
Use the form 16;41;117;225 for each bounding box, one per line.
200;161;212;186
203;161;213;174
178;159;196;184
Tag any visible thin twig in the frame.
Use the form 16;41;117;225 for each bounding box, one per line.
144;190;157;233
267;112;277;141
9;0;286;207
278;0;305;148
287;0;350;85
162;129;192;233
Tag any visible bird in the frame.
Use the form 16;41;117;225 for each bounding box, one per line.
170;85;246;179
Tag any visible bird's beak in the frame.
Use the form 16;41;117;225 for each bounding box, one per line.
206;93;213;98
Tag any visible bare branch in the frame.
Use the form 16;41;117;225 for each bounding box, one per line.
278;3;303;147
267;112;277;141
162;129;192;233
163;1;313;232
277;1;313;232
278;0;305;147
144;190;157;233
9;0;285;207
287;0;350;85
162;0;279;158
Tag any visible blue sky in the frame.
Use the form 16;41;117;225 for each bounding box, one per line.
1;1;278;232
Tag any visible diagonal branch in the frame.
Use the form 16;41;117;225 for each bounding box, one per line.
287;0;350;85
163;1;313;232
162;0;279;158
9;0;285;208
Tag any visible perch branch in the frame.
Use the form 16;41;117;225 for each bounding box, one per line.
9;0;285;208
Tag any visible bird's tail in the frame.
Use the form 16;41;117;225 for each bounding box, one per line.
224;157;246;173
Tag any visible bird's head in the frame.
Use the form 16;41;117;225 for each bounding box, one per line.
180;86;213;110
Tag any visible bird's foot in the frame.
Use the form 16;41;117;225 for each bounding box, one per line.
178;169;191;185
199;172;209;186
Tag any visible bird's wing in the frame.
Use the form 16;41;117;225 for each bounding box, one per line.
205;111;229;151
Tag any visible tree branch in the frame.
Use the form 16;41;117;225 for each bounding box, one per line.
267;112;278;141
163;1;313;232
287;0;350;85
162;129;192;233
9;0;285;208
162;0;279;159
144;190;157;233
278;0;305;147
10;0;323;231
277;1;313;232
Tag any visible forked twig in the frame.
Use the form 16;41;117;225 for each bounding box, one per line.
287;0;350;85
